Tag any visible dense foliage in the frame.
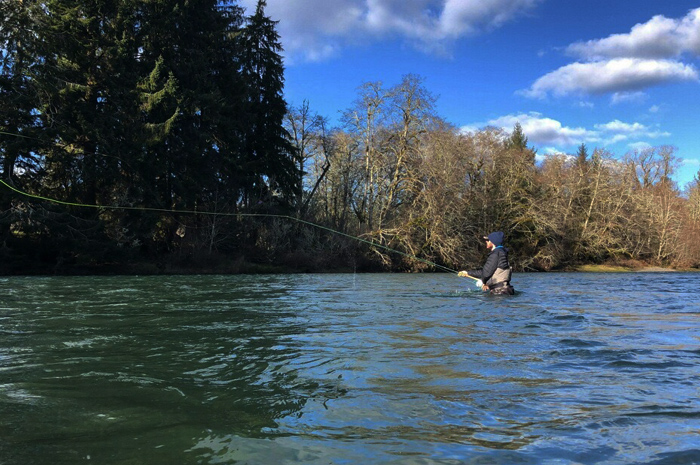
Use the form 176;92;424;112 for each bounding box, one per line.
1;0;301;273
292;80;700;271
2;1;699;274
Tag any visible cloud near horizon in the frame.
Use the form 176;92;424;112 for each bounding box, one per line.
238;0;542;62
462;112;669;150
522;8;700;99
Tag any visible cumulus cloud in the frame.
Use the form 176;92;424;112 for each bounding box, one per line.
238;0;364;61
440;0;540;37
522;8;700;99
566;8;700;60
594;119;670;142
463;112;669;149
522;58;698;99
483;112;596;146
238;0;541;61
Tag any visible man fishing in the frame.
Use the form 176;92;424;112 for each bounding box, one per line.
458;231;515;295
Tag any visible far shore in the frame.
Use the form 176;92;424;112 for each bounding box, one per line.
1;256;698;276
573;264;696;273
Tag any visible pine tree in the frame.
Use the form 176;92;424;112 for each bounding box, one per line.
0;0;42;183
239;0;299;208
575;143;588;173
506;122;536;165
137;0;246;202
0;0;43;242
34;0;143;206
114;0;247;254
508;122;528;150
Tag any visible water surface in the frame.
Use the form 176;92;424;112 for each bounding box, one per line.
1;272;699;464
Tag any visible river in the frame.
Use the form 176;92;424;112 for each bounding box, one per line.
1;272;699;464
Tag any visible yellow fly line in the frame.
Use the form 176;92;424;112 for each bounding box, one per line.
0;178;463;275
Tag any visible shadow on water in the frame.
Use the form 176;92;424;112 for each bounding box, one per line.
1;272;699;464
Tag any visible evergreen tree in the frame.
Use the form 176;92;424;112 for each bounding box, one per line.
0;0;43;243
239;0;299;208
15;0;250;256
508;122;528;150
34;0;143;206
0;0;42;182
575;143;588;173
136;0;245;206
573;143;591;211
122;0;247;254
506;122;536;165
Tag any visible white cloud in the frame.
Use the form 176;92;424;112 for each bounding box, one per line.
239;0;541;62
523;8;700;99
628;141;652;151
681;8;700;56
543;147;561;154
566;8;700;60
595;119;669;144
365;0;435;37
465;112;597;146
440;0;540;38
238;0;364;61
611;91;647;105
521;58;698;99
459;124;480;134
464;112;669;149
566;15;681;60
596;119;644;134
486;112;596;146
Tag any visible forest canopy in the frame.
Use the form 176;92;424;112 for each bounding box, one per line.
2;0;700;274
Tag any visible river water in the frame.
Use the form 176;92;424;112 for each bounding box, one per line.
1;272;699;464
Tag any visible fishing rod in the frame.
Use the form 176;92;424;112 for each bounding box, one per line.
458;271;481;282
459;271;483;288
0;178;467;275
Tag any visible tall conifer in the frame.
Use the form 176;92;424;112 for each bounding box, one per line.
239;0;299;207
35;0;142;206
0;0;43;241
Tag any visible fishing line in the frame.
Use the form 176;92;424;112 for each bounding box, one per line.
0;179;462;274
0;130;40;140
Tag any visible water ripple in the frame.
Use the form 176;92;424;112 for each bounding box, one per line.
1;272;699;464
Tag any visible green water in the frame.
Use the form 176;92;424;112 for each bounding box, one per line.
1;273;699;464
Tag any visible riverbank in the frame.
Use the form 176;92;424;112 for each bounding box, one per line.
573;264;696;272
3;261;697;276
2;246;696;276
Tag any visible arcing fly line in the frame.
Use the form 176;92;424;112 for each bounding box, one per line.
0;131;37;140
0;178;466;275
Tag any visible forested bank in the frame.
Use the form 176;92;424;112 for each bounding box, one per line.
2;0;700;275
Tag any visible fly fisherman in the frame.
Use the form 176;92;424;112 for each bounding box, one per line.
458;231;515;295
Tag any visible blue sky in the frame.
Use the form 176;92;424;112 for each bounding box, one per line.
239;0;700;189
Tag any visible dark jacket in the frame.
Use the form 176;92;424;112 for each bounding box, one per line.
469;246;510;283
469;246;514;295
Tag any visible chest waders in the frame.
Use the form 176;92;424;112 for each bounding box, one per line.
486;266;514;295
